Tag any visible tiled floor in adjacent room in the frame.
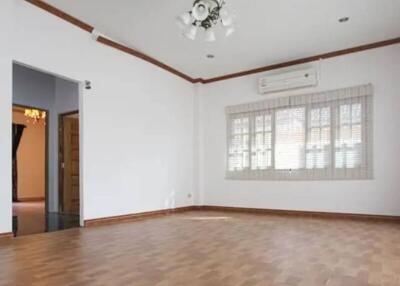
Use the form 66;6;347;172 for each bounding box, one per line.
12;201;80;236
1;211;400;286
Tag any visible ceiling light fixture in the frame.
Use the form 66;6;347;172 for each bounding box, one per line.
24;109;46;125
206;54;215;59
339;17;349;23
177;0;235;42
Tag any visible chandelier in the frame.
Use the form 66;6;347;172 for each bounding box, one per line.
24;109;46;124
177;0;235;42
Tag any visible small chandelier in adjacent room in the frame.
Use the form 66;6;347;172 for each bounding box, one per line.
24;109;46;125
177;0;235;42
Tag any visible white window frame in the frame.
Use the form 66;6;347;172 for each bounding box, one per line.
225;84;373;180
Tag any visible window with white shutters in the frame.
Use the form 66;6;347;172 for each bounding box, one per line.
226;85;373;180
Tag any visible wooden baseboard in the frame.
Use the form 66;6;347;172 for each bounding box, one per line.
200;205;400;221
84;205;400;227
17;197;45;202
0;232;13;240
84;206;198;227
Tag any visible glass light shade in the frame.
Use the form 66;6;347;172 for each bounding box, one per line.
177;12;192;27
204;29;216;42
220;9;233;26
192;2;210;21
225;25;235;37
221;15;233;27
184;25;198;40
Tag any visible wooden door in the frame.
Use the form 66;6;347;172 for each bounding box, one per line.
60;115;79;215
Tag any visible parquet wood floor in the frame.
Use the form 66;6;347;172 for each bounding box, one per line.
13;201;46;236
1;211;400;286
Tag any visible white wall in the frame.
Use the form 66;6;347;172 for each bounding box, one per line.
0;0;195;234
51;78;79;212
13;64;55;108
0;0;14;234
199;44;400;216
55;78;79;112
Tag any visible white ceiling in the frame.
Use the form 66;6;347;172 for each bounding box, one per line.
46;0;400;79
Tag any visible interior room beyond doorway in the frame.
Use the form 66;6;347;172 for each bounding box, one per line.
11;63;81;236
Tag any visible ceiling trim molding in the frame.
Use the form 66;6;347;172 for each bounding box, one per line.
96;36;199;83
203;37;400;83
25;0;94;33
24;0;198;83
24;1;400;85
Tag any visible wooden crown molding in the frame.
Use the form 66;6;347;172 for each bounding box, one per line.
203;37;400;83
24;0;199;83
25;1;400;84
96;36;199;83
25;0;94;33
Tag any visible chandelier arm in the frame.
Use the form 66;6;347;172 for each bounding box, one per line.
211;0;222;9
178;0;233;40
193;0;223;10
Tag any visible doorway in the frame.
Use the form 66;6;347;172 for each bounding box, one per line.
59;111;80;215
11;62;81;236
12;104;48;236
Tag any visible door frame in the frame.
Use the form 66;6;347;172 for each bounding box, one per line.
12;104;50;213
12;60;86;227
58;110;79;214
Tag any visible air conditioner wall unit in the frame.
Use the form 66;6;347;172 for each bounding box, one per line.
259;67;318;94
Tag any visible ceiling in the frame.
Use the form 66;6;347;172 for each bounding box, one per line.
45;0;400;79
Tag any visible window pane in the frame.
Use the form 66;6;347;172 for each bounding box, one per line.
266;150;272;167
265;132;272;149
352;124;361;143
306;107;331;169
339;125;351;143
306;148;329;169
232;135;242;151
232;119;242;134
242;118;249;133
321;127;330;144
265;115;272;132
340;105;351;124
228;116;250;171
243;134;249;150
232;117;250;134
254;133;263;150
243;151;249;168
310;109;320;127
321;107;330;126
310;127;321;144
275;108;305;170
335;103;362;169
351;103;361;124
228;155;239;171
255;116;264;132
251;150;272;170
251;114;272;170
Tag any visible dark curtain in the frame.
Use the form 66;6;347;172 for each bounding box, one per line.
12;124;25;202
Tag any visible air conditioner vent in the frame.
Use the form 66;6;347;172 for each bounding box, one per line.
259;68;318;94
